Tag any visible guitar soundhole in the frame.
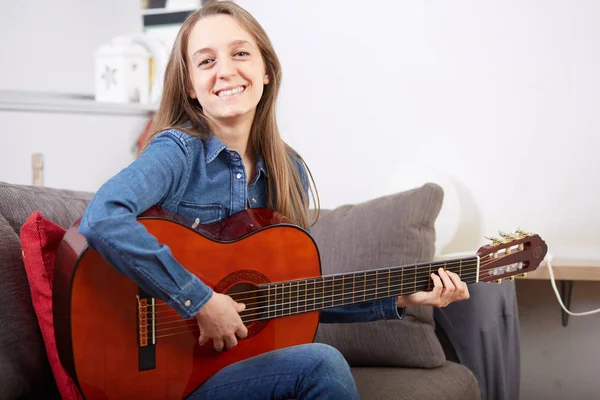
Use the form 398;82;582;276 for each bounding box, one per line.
215;270;270;339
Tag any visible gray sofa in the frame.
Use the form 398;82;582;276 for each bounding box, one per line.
0;180;519;399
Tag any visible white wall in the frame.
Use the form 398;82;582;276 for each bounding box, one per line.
0;0;142;94
237;0;600;258
0;0;147;192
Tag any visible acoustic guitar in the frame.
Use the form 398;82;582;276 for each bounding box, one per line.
53;206;547;399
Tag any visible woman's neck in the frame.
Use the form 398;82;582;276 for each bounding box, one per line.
207;113;254;159
207;113;256;180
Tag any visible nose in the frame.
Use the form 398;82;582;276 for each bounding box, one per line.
216;57;236;80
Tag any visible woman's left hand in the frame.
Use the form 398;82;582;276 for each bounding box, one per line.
397;268;470;308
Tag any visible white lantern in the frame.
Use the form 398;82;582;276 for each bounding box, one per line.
94;36;151;104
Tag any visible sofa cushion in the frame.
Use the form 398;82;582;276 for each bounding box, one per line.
0;182;92;399
312;183;446;368
351;363;480;400
20;211;83;399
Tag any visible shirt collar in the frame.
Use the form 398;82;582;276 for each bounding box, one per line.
203;133;269;178
203;133;227;164
256;153;268;178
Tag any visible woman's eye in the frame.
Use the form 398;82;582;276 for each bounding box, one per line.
199;59;213;66
235;51;249;57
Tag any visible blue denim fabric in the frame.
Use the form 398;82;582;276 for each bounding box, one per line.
79;129;404;321
185;343;359;399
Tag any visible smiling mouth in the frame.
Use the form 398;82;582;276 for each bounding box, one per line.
216;86;246;98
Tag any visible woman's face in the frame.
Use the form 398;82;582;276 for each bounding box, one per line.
187;14;269;125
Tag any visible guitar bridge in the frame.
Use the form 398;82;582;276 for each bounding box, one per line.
136;290;156;371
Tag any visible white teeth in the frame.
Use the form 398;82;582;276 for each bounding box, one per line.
217;86;245;97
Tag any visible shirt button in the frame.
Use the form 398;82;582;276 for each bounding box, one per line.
236;173;242;179
184;300;191;307
252;198;257;203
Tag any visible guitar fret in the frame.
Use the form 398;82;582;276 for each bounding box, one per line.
401;267;404;296
314;279;317;310
303;280;308;312
414;265;417;293
428;265;431;291
331;277;335;307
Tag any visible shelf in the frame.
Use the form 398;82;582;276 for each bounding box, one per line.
436;252;600;282
516;257;600;282
0;90;157;116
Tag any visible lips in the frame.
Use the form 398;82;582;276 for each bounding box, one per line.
215;85;246;97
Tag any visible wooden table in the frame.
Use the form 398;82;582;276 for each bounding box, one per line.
516;257;600;281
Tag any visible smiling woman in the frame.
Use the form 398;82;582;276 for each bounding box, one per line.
187;17;270;131
74;1;470;399
144;1;311;231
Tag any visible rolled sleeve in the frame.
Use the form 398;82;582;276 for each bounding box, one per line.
319;297;405;323
378;296;406;320
169;275;214;318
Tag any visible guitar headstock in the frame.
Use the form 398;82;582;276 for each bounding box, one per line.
477;229;547;283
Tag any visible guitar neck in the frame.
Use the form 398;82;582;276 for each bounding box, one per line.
255;256;480;321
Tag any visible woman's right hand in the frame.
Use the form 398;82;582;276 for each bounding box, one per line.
195;292;248;352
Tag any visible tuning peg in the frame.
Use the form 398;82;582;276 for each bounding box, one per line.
520;273;528;278
485;236;503;246
493;279;503;284
514;228;532;238
508;276;515;281
499;231;516;242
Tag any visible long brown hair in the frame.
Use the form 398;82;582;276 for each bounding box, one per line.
143;1;319;229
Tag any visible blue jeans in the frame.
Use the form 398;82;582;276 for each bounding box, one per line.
186;343;360;399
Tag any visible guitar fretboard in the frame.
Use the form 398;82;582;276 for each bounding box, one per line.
253;256;479;321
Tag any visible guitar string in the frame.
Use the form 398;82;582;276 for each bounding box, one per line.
137;253;523;337
150;277;502;339
145;254;507;311
147;269;494;334
149;272;483;334
150;268;483;325
147;253;515;314
150;272;523;337
149;270;485;329
148;261;481;317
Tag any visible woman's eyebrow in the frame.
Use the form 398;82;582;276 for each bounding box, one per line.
191;40;252;60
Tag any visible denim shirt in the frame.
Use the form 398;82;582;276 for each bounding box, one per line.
78;129;404;322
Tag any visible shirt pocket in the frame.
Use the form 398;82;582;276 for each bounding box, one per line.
177;202;224;225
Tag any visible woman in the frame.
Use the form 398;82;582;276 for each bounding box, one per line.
79;2;469;399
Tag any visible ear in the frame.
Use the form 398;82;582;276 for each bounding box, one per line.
188;88;197;99
263;73;270;85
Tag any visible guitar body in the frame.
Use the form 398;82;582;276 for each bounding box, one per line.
53;207;322;400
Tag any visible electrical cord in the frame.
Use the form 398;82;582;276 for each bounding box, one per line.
545;253;600;316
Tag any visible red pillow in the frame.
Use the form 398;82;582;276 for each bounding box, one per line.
20;211;83;400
